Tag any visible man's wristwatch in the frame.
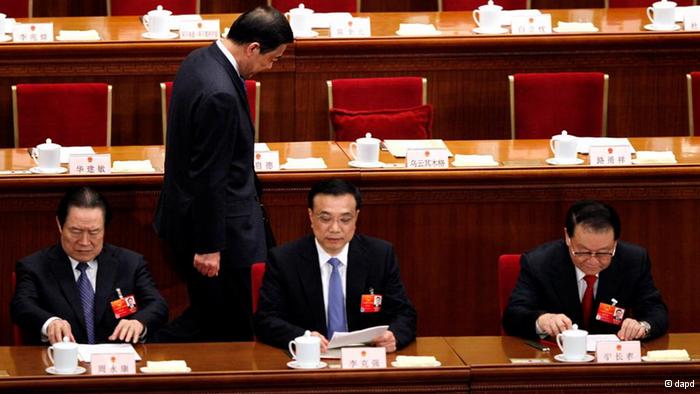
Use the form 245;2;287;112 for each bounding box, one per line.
639;321;651;338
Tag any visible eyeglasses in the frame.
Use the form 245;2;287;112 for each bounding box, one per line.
570;244;616;259
315;213;355;226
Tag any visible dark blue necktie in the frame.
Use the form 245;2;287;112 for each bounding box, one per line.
76;263;96;344
327;257;347;340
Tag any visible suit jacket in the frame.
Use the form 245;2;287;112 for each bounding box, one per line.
11;243;168;344
502;239;668;339
153;42;266;266
254;234;417;349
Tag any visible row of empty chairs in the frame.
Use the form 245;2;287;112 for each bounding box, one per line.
11;73;700;148
4;0;698;18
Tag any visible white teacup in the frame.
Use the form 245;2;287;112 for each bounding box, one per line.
0;13;6;37
143;5;172;37
47;339;79;373
473;0;503;32
288;330;321;368
285;3;314;37
349;132;380;164
31;138;62;170
556;324;588;361
647;0;677;29
549;130;578;162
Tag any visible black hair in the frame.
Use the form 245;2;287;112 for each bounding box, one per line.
227;6;293;54
565;200;620;240
307;179;362;210
56;186;112;227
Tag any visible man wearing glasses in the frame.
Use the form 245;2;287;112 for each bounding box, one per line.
254;179;416;353
503;200;668;340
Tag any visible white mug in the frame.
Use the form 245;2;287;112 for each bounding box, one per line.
349;132;380;164
556;324;588;361
31;138;62;170
0;13;6;37
473;0;503;32
288;330;321;367
647;0;677;28
143;5;172;37
285;3;314;37
549;130;578;162
47;340;79;373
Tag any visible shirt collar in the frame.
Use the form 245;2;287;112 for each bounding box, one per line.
315;238;349;268
575;266;598;281
68;255;97;270
215;39;242;80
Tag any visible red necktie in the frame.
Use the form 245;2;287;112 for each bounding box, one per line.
581;275;597;329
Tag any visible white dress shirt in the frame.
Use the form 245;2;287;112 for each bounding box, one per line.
314;238;349;326
216;39;243;79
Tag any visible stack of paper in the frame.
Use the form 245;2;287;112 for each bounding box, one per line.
392;356;441;367
383;139;453;158
452;154;499;167
78;343;141;362
632;151;677;164
57;30;101;40
280;157;327;169
112;160;156;173
141;360;191;373
396;23;441;36
645;349;690;361
553;21;598;33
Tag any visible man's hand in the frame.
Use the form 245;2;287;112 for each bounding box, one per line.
536;313;573;337
109;319;144;343
47;319;75;344
194;252;220;277
617;318;647;340
371;330;397;353
310;331;330;353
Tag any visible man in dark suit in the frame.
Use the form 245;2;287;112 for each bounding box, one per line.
255;179;417;352
153;6;293;342
503;200;668;340
11;187;168;345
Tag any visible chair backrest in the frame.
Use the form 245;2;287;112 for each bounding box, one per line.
688;72;700;136
439;0;530;11
161;80;260;144
11;272;23;346
509;72;608;139
0;0;32;17
327;77;430;140
251;262;266;313
268;0;359;12
498;254;521;318
606;0;695;6
12;83;112;148
107;0;200;16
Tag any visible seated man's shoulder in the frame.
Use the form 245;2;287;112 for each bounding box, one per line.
353;234;393;252
101;243;144;262
18;244;63;267
523;239;567;262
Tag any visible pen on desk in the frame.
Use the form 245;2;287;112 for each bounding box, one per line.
525;340;550;352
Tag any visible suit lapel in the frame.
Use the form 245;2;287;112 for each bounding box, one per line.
49;246;86;328
297;237;328;333
596;257;620;308
207;43;253;123
94;246;118;327
551;252;583;323
345;236;369;331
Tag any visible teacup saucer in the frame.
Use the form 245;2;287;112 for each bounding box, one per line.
554;354;594;363
473;27;509;35
545;158;584;165
287;360;328;369
293;30;319;38
348;160;384;168
0;35;12;42
142;32;179;39
643;23;681;31
30;166;68;174
46;366;86;375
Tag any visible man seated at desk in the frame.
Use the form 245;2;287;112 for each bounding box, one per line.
11;186;168;344
503;200;668;340
254;179;416;352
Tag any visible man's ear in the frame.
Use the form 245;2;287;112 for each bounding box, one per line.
246;42;260;56
56;217;63;234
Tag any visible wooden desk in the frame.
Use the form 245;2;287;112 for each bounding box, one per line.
446;334;700;393
2;138;700;346
0;337;469;393
1;9;699;147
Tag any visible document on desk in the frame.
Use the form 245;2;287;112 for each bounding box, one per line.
328;325;389;349
383;140;452;158
586;334;619;352
576;138;635;154
78;343;141;362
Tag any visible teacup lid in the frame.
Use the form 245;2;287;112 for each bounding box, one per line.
290;3;314;14
551;130;576;142
562;324;588;336
37;138;61;149
148;5;172;15
356;132;380;143
295;330;320;343
53;336;78;348
480;0;503;11
653;0;676;8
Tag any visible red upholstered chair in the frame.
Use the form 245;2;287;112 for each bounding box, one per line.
688;72;700;136
12;83;112;148
606;0;695;7
268;0;359;12
11;272;23;346
161;80;260;143
439;0;530;11
0;0;32;17
509;72;608;139
327;77;432;141
107;0;200;16
498;254;521;333
251;262;266;313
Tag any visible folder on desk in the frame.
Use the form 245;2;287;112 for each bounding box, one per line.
383;140;453;158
